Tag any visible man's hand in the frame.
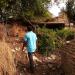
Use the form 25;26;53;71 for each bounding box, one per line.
22;41;27;51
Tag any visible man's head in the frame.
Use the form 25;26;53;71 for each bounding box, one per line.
26;22;35;32
27;25;33;31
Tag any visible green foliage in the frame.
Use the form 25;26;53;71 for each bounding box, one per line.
0;0;22;20
37;27;75;56
0;0;51;20
37;27;57;56
56;28;74;40
66;0;75;21
43;11;52;17
23;10;34;19
21;0;51;18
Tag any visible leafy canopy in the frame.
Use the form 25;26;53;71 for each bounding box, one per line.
66;0;75;21
0;0;51;20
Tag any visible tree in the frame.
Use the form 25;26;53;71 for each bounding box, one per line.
66;0;75;22
0;0;22;20
0;0;51;20
21;0;51;19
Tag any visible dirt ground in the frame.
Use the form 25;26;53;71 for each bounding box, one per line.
60;40;75;75
0;24;75;75
9;25;75;75
9;34;62;75
2;24;62;75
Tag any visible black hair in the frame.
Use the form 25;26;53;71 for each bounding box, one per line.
27;25;33;31
26;21;35;31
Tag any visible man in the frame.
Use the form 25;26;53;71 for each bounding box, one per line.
22;25;37;73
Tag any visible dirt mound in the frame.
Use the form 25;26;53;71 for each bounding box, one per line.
60;40;75;75
0;41;16;75
0;24;16;75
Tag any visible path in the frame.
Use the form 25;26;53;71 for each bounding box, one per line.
60;40;75;75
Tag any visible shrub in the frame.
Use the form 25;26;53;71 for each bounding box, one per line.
56;28;74;41
37;27;57;56
36;27;75;56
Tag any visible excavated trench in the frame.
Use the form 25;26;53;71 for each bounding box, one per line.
0;24;75;75
60;40;75;75
11;37;75;75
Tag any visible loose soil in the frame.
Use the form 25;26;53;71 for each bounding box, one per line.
60;40;75;75
0;24;75;75
4;24;63;75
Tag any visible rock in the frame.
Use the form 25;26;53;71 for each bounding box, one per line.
11;49;16;53
15;47;20;51
24;68;26;71
48;64;53;68
42;72;46;75
51;54;56;60
33;55;42;63
47;57;52;60
66;41;70;44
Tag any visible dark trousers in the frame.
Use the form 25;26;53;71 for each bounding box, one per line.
28;52;34;72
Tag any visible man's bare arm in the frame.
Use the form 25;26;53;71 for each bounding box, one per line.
22;41;27;51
